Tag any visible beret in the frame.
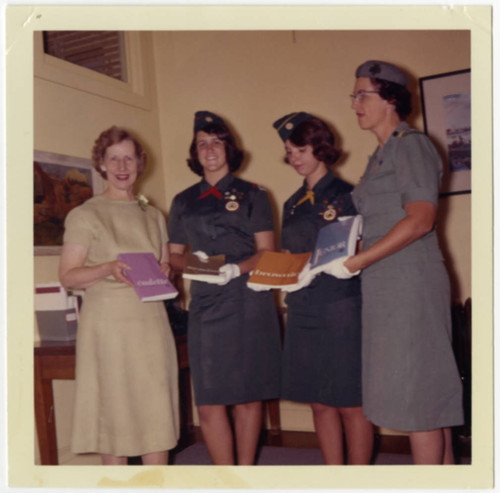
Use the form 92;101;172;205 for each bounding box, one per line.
273;111;314;142
194;111;227;133
355;60;409;88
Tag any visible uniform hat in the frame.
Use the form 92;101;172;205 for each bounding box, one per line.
194;111;227;133
273;111;314;142
355;60;409;88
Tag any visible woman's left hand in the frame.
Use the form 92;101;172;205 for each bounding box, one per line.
325;256;361;279
216;264;241;285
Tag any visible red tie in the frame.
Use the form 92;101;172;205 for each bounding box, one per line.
198;186;222;200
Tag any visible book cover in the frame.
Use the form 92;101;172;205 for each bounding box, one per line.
309;215;363;275
183;253;226;282
247;251;311;290
117;252;179;302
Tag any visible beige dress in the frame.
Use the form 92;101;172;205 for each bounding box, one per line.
64;195;180;456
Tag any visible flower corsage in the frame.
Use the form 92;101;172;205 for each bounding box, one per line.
137;193;149;211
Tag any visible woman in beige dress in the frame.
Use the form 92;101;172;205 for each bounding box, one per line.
59;126;179;465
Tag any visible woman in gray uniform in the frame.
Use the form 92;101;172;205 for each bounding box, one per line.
168;111;281;465
337;60;463;464
273;112;373;464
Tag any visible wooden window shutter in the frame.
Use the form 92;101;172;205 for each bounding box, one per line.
43;31;126;82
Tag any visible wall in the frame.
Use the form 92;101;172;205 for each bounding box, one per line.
152;29;471;434
33;28;471;458
154;30;471;301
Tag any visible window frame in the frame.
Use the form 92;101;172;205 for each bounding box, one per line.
34;31;152;110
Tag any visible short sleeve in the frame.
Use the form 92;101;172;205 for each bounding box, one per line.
62;205;94;248
249;187;275;234
395;133;442;206
167;194;188;245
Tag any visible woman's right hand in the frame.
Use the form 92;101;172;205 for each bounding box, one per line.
108;260;134;286
59;243;134;290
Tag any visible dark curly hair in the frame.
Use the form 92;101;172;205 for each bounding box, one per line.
92;126;147;179
187;123;244;176
370;78;412;120
285;117;341;166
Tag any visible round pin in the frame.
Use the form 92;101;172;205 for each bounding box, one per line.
226;200;239;212
323;208;336;221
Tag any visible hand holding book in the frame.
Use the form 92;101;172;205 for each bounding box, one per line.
116;252;179;302
183;251;240;285
217;263;241;285
284;261;316;293
322;256;361;279
247;215;363;291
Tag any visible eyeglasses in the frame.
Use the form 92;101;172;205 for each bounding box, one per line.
349;90;379;103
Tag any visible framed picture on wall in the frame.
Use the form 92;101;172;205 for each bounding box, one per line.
34;150;105;255
419;69;471;196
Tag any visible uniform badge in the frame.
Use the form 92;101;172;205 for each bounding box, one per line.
322;206;337;221
226;200;239;212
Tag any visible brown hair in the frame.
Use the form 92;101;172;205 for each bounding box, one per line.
286;117;340;166
187;123;243;177
92;126;147;179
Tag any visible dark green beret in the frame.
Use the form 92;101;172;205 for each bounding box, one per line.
355;60;409;88
194;111;227;133
273;111;314;142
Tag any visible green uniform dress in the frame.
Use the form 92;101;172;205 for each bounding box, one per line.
280;170;363;406
351;122;464;431
64;195;180;456
168;173;281;405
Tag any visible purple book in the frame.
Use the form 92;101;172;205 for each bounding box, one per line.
117;252;178;302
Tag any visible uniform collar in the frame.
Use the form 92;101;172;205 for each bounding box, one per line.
301;169;337;196
199;172;235;195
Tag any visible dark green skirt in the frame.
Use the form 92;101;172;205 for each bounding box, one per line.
188;275;281;405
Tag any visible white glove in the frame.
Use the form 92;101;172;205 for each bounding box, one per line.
324;256;360;279
282;262;316;293
192;250;209;262
215;264;241;286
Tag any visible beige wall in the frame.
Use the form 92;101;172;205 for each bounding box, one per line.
34;29;471;453
153;30;471;300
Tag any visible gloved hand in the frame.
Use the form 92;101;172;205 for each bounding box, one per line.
282;262;316;293
215;264;241;286
324;256;360;279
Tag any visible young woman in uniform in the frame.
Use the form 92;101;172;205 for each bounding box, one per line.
168;111;282;465
273;112;373;464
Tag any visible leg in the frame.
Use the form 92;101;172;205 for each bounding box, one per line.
198;404;234;465
310;403;344;465
233;401;263;465
409;428;444;464
142;450;169;465
338;406;374;465
101;454;128;465
442;427;456;464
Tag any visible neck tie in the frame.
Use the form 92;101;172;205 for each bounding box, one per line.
295;189;314;206
198;186;222;200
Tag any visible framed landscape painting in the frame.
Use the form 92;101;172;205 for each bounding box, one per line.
34;150;105;255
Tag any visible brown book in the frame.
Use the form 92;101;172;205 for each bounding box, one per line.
247;251;311;290
183;253;226;282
